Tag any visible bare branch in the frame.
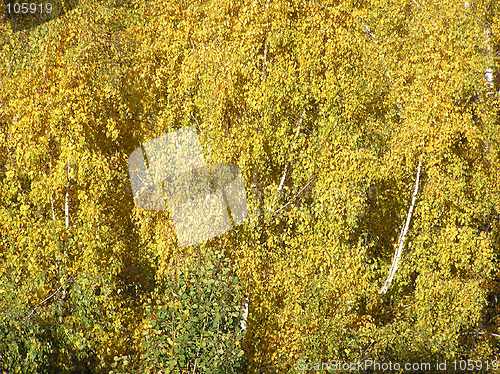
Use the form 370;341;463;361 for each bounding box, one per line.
240;295;249;331
65;159;71;231
462;331;500;338
64;159;71;256
50;195;56;221
261;0;271;80
380;160;422;294
192;320;207;374
25;274;76;320
363;23;377;44
190;112;203;135
261;40;268;80
6;56;15;78
49;152;56;221
272;177;315;216
3;120;25;199
18;31;30;52
267;110;305;214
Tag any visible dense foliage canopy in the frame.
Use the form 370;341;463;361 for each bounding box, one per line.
1;0;500;372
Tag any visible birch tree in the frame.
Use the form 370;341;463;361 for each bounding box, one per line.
1;0;500;372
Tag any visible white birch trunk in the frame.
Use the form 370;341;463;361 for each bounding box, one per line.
268;111;304;214
65;159;70;230
380;160;422;294
240;295;249;331
64;159;71;258
484;24;496;95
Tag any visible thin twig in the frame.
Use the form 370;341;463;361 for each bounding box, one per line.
190;112;203;135
380;159;422;294
378;300;419;317
363;23;377;44
65;159;71;230
359;340;376;362
261;0;270;80
462;331;500;338
3;120;25;199
267;110;305;214
64;159;71;256
6;56;15;77
25;274;76;320
400;301;417;308
272;178;315;216
429;208;444;230
18;31;30;52
192;321;207;373
49;152;56;221
193;288;214;372
50;195;56;221
261;40;268;79
285;113;314;135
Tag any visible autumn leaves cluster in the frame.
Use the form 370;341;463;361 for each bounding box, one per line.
1;0;500;373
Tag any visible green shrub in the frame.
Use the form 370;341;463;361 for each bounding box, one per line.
135;248;246;373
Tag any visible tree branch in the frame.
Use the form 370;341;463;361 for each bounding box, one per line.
272;177;314;216
483;24;497;96
18;31;30;52
25;274;76;320
363;23;377;44
6;55;15;78
50;195;56;221
462;331;500;338
192;321;207;374
65;159;71;231
190;112;203;135
261;40;268;80
261;0;270;80
240;295;249;332
49;152;56;221
380;160;422;294
64;159;71;256
267;110;305;214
